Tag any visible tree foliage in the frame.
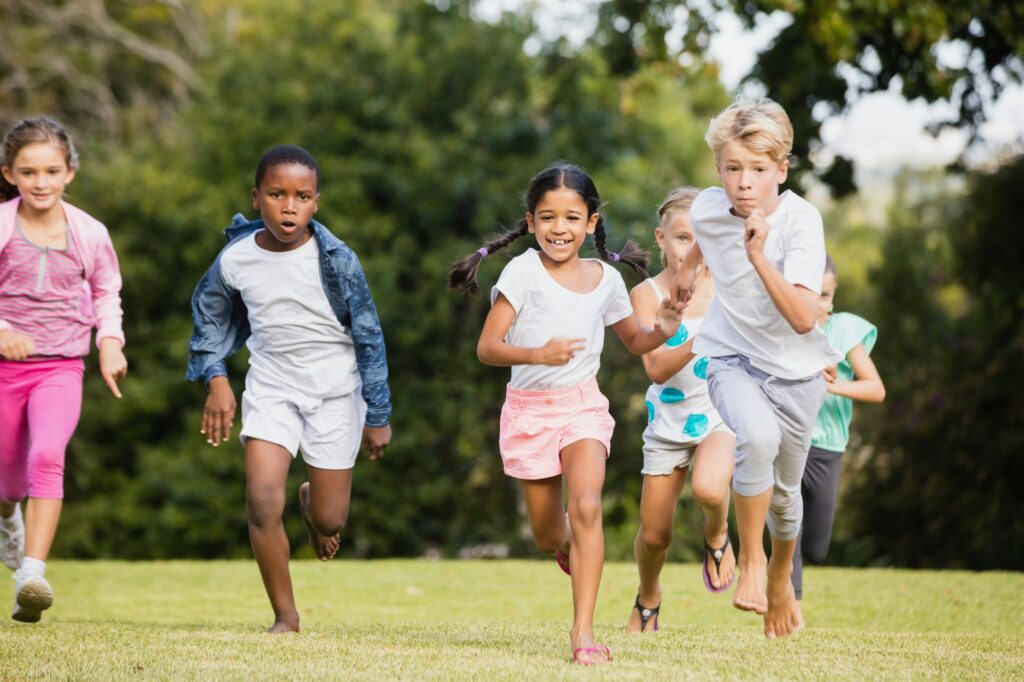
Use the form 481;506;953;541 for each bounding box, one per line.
595;0;1024;194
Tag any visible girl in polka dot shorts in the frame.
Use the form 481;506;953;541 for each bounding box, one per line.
624;187;737;634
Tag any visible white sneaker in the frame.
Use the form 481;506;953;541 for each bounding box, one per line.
12;573;53;623
0;505;24;571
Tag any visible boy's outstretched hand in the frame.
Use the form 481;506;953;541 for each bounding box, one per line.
363;424;391;461
98;337;128;398
202;376;236;446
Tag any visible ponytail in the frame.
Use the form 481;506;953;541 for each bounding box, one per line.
448;218;530;295
593;215;649;278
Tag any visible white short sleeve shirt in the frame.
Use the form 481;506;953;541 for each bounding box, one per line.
491;249;634;390
689;187;843;379
220;232;360;397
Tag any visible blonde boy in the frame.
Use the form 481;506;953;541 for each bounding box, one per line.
674;97;842;638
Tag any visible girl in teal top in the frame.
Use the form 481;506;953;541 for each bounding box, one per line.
792;255;885;600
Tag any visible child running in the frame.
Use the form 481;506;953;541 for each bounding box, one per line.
449;163;684;665
625;187;737;634
186;145;392;633
0;117;128;623
673;97;843;639
791;254;884;601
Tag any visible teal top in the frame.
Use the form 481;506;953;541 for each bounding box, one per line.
811;312;878;453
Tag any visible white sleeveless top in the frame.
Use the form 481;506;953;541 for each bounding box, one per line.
642;278;726;446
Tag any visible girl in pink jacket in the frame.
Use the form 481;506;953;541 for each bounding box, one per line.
0;117;127;623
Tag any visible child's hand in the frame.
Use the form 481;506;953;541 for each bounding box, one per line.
98;337;128;398
533;337;586;366
202;376;236;447
654;297;685;338
0;330;35;360
363;424;392;461
744;208;769;261
823;364;838;383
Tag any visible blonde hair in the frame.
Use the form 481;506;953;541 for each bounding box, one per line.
658;186;700;226
656;186;701;269
705;96;793;163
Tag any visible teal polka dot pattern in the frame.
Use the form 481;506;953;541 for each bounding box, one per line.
659;387;686;404
683;413;709;438
694;356;709;380
645;400;655;423
665;324;689;348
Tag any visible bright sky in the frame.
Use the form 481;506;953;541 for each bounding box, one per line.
472;0;1024;188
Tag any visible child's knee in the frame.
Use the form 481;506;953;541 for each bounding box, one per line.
768;492;802;541
568;494;602;529
637;524;672;554
534;534;563;555
246;485;285;527
310;506;348;538
690;480;727;510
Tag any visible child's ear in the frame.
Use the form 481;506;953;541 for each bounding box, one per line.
586;212;599;234
778;158;790;184
1;166;13;185
251;187;259;210
526;212;535;233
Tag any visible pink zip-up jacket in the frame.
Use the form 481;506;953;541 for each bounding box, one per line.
0;197;125;348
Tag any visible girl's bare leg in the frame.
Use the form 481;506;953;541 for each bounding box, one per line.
690;431;737;589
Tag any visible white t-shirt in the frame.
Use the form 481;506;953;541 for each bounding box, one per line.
220;232;359;397
689;187;843;379
491;249;634;390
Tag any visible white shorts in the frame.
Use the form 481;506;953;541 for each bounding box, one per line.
240;373;367;470
641;423;732;476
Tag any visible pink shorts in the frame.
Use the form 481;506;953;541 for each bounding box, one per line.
498;378;615;480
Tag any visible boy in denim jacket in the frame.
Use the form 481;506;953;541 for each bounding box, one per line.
186;145;392;633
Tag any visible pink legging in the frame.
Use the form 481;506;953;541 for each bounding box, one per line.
0;358;84;502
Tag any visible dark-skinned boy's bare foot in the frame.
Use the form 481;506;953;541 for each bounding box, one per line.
732;558;768;614
299;482;340;561
267;617;300;634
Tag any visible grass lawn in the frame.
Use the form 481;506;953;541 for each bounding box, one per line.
1;560;1021;679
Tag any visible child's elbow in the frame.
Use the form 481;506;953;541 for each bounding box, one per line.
872;383;887;403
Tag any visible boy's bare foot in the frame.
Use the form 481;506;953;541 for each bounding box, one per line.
732;558;768;614
571;628;611;665
625;590;661;633
299;482;340;561
763;563;803;639
267;618;300;634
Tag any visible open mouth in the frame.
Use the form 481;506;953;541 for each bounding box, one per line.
547;238;572;246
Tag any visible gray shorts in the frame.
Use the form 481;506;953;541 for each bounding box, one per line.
641;424;732;475
707;355;826;541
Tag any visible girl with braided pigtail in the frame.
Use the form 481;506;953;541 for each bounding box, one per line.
449;162;685;665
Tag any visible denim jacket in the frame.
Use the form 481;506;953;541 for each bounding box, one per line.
186;214;392;427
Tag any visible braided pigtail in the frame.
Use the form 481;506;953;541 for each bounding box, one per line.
593;215;649;279
448;218;530;296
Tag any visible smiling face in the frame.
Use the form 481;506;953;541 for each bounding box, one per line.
655;209;697;274
1;142;76;215
716;140;788;218
526;186;598;265
818;271;836;327
251;162;319;252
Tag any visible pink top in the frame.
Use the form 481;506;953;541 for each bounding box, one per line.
0;198;124;357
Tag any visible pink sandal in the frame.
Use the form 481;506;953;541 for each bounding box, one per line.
572;643;611;665
555;548;571;576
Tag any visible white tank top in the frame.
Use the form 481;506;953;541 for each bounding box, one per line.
642;278;726;445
